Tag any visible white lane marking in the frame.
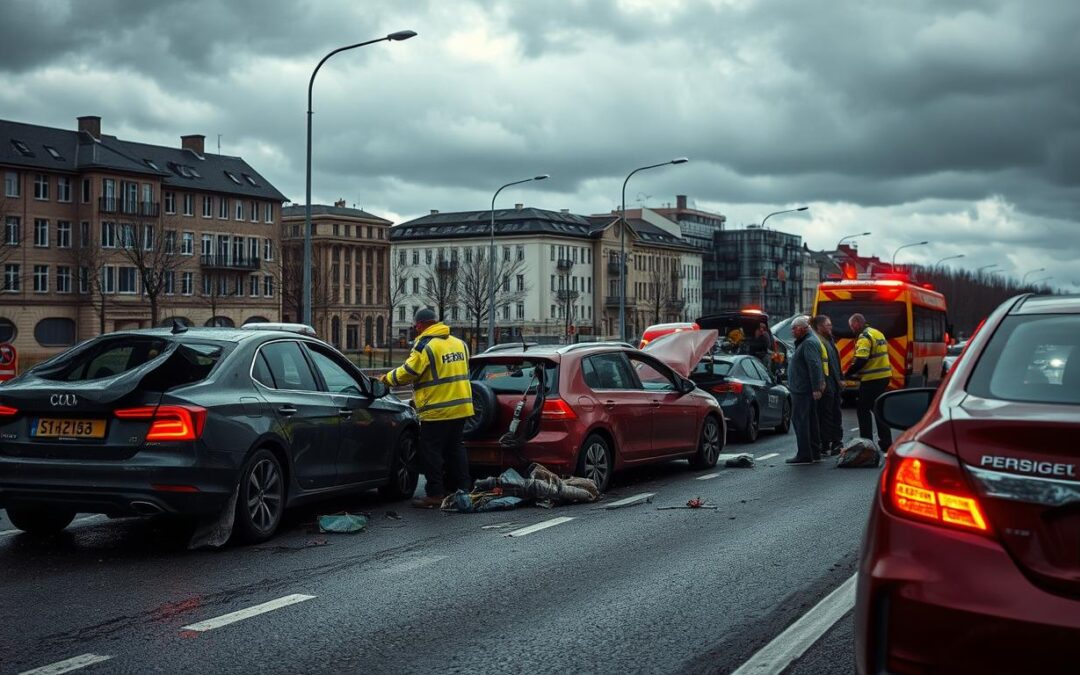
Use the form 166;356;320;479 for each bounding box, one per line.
0;515;106;538
505;516;574;538
603;492;655;508
731;574;857;675
696;473;722;481
480;522;519;530
18;654;113;675
384;554;447;574
181;594;316;632
849;427;859;432
756;453;779;461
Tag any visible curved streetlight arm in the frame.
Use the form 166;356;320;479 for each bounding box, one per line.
891;241;929;267
487;175;548;346
1021;268;1047;284
934;254;965;267
837;231;871;249
308;37;390;112
760;207;809;229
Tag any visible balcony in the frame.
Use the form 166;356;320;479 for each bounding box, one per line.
605;295;636;307
557;258;574;272
556;289;580;301
200;254;261;271
99;198;160;217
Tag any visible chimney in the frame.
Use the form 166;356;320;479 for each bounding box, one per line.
515;203;524;211
430;209;439;215
181;134;205;155
676;194;687;210
77;116;101;139
334;199;346;208
560;208;570;213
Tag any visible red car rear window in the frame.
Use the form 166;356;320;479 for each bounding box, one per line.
967;314;1079;405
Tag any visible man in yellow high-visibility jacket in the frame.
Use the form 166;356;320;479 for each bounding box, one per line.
844;313;893;450
381;309;474;508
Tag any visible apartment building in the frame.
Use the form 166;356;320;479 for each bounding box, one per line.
280;202;392;351
0;116;286;362
706;226;804;318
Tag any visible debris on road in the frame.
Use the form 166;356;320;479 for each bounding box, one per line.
188;484;239;549
318;513;369;533
724;453;756;468
602;493;655;510
658;497;720;511
442;464;599;513
384;511;403;520
836;438;882;468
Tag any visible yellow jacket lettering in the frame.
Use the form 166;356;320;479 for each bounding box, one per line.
386;322;475;421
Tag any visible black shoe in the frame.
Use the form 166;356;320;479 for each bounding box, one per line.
786;457;813;465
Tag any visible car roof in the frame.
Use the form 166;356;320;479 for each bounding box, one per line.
1010;294;1080;315
473;341;636;360
104;327;318;343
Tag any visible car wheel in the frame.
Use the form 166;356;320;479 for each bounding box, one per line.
689;415;723;469
463;381;497;439
5;505;76;534
233;448;285;544
773;399;791;434
576;434;613;493
379;432;419;500
739;405;760;442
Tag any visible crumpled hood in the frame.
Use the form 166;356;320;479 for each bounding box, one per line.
642;329;719;377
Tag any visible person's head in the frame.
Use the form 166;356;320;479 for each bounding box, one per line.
792;315;811;338
413;308;438;334
848;312;867;334
811;314;833;338
755;322;768;338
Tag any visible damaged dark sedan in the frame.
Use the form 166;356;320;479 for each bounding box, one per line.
0;326;419;542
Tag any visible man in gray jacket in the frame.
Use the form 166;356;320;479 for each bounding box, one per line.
786;316;826;465
812;314;845;455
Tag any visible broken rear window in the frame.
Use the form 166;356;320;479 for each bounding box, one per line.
471;360;558;394
35;336;224;389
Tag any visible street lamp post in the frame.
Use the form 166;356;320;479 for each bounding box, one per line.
487;175;548;347
760;206;809;229
836;231;871;249
304;30;417;327
620;158;688;342
934;254;965;268
1021;267;1047;285
891;240;929;268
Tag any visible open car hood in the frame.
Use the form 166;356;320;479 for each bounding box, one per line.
642;329;719;377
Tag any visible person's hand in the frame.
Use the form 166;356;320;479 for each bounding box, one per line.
812;391;823;400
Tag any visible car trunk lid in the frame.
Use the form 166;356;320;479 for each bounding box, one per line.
641;329;719;378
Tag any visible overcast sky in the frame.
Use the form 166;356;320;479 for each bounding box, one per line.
2;0;1077;288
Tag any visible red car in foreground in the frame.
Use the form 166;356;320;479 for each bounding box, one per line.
856;294;1080;673
463;332;725;492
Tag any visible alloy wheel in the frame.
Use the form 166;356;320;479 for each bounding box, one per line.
394;436;416;495
584;441;610;487
702;418;721;463
247;458;283;532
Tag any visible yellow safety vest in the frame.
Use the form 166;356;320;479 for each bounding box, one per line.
818;339;829;377
855;326;891;382
387;322;475;421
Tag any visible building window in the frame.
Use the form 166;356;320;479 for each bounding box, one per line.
517;245;524;261
263;276;274;297
517;303;524;320
163;271;175;295
411;277;419;294
202;196;212;218
264;203;273;223
249;275;260;297
233;276;244;297
57;221;71;248
235;201;244;221
164;191;175;214
101;265;115;294
118;267;137;294
451;306;460;321
33;174;48;200
165;230;177;254
182;272;193;296
201;234;212;257
250;200;258;222
181;232;194;255
517;274;525;292
4;171;19;198
412;250;419;265
33;265;48;293
263;238;273;261
34;318;76;347
52;266;70;294
5;217;20;246
78;267;89;294
183;194;194;216
34;219;49;247
398;306;406;322
57;177;72;202
502;305;510;320
503;246;510;262
550;245;555;261
333;223;340;236
218;197;228;219
79;221;90;247
81;178;90;203
4;264;20;292
424;249;432;265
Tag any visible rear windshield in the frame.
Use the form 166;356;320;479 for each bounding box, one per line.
34;336;224;388
471;360;558;395
816;300;908;339
967;314;1080;405
691;358;734;377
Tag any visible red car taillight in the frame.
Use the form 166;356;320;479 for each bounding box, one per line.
711;381;743;394
541;398;578;420
0;405;18;416
115;405;207;441
884;442;989;533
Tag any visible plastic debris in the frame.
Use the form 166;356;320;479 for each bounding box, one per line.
188;482;239;549
724;453;756;468
603;493;655;510
385;511;402;520
836;438;882;468
442;463;599;513
318;513;369;533
658;497;719;510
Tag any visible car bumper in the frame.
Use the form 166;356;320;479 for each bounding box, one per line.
465;428;576;476
855;501;1080;674
0;445;238;517
719;398;749;431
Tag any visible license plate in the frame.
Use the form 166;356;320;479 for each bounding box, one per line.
33;418;107;439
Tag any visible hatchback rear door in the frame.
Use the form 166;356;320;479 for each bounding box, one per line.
580;352;653;461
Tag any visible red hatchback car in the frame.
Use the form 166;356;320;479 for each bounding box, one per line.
856;294;1080;673
463;332;725;492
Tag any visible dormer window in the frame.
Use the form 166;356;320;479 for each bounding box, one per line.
242;173;259;187
11;140;33;157
224;171;241;185
144;159;161;171
44;146;64;160
188;167;202;178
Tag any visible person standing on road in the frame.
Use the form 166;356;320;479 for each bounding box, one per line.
812;314;844;456
844;313;894;451
381;309;474;508
785;316;826;465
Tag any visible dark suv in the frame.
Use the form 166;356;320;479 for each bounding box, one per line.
0;327;419;542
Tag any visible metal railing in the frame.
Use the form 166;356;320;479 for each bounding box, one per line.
98;198;160;217
199;254;261;271
605;295;635;307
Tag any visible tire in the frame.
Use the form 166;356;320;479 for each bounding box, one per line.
738;405;760;443
233;448;285;544
5;505;76;534
379;431;419;500
576;433;613;493
773;399;792;434
463;381;497;439
689;415;723;469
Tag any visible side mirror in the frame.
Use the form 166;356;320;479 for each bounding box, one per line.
678;377;696;396
876;388;936;431
369;378;390;399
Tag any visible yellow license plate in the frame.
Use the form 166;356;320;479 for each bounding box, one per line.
34;418;107;439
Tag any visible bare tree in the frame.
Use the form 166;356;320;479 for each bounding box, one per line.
276;245;330;328
646;261;678;324
115;219;186;326
200;270;234;326
420;255;461;322
458;254;530;345
386;257;413;363
67;236;108;334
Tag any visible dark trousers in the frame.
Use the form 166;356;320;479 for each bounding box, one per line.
819;380;844;451
856;378;893;450
418;418;471;497
791;393;819;461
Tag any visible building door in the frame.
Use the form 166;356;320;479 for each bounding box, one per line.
331;316;341;348
346;324;358;352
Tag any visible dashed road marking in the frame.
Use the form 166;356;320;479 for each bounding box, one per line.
505;516;574;538
384;555;447;574
603;493;655;509
756;453;779;461
849;427;860;432
480;522;519;530
730;574;857;675
18;654;113;675
695;473;722;481
0;515;106;538
181;594;316;632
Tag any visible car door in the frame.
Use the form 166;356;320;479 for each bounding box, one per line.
626;352;699;456
303;343;389;485
254;340;341;490
741;358;779;426
581;352;653;461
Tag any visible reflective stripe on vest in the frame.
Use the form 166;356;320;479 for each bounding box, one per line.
819;340;829;377
858;327;892;381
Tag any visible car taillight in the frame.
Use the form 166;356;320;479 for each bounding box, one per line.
541;398;577;420
885;442;989;533
0;405;18;416
711;381;743;394
115;405;207;441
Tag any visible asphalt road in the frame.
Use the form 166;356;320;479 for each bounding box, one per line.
1;409;876;675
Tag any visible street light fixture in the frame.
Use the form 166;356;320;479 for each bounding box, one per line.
977;263;998;274
934;254;965;267
891;240;929;268
760;206;810;230
836;231;871;249
620;158;688;342
1021;267;1047;284
487;174;549;347
303;30;417;326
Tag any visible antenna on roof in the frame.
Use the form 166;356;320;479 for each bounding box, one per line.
170;318;188;335
216;134;221;154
